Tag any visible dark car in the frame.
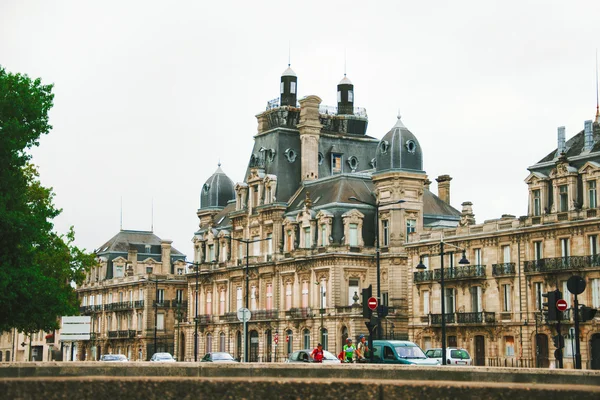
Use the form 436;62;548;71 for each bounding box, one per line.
200;352;239;363
285;349;341;364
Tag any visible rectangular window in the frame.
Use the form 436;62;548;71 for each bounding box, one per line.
108;293;113;303
176;289;183;304
533;189;541;216
592;278;600;308
348;90;353;102
420;255;430;270
157;313;165;330
280;82;284;94
137;313;143;331
290;81;296;94
304;227;311;248
219;289;226;315
590;235;598;256
127;315;132;329
119;292;124;302
474;248;482;266
209;245;215;261
236;287;243;311
286;230;293;252
565;328;575;357
337;91;341;103
321;224;327;246
253;187;258;208
205;292;212;315
89;296;94;306
115;264;124;277
502;284;511;312
250;286;257;311
444;288;455;314
252;236;260;256
382;220;389;247
423;290;430;315
534;242;543;260
320;280;327;308
285;282;292;310
266;284;273;310
348;279;359;306
504;336;515;357
267;233;273;255
332;154;342;174
559;185;568;212
349;223;358;246
502;245;510;263
562;281;572;308
406;219;416;239
470;286;482;312
157;289;165;304
301;281;309;308
561;238;570;257
589;180;597;208
535;282;544;310
238;242;243;260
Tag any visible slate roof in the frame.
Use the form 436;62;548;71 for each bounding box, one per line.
96;230;184;257
535;129;587;164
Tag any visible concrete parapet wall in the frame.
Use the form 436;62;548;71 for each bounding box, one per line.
0;376;599;400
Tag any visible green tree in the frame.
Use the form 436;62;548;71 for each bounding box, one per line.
0;65;95;333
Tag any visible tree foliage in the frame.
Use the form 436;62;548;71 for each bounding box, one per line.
0;65;95;333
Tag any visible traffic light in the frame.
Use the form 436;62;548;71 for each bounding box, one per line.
580;306;598;322
552;334;564;349
362;285;372;319
542;290;558;322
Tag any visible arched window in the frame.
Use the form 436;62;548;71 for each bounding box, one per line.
321;328;328;351
206;333;213;354
303;328;311;349
286;329;293;355
219;332;226;352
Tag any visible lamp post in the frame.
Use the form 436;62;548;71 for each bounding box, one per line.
416;241;469;365
348;196;405;339
182;260;200;362
315;281;326;346
226;235;271;362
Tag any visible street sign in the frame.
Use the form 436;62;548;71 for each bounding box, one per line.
567;275;586;295
368;297;378;311
556;299;568;312
237;308;251;323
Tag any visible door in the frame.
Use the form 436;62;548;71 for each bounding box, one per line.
249;330;259;362
474;335;485;366
591;334;600;370
236;331;242;361
265;330;272;362
536;334;549;368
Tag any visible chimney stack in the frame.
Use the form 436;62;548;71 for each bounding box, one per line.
436;175;452;204
557;126;566;155
584;120;593;152
161;240;172;274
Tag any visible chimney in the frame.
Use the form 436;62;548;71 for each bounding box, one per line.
584;120;593;152
161;240;172;274
423;178;431;190
557;126;566;155
460;201;476;226
436;175;452;204
298;95;323;182
127;247;138;275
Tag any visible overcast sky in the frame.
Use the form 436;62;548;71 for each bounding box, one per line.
2;1;600;257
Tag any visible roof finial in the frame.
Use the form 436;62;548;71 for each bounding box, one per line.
218;159;221;167
288;40;291;67
397;109;402;120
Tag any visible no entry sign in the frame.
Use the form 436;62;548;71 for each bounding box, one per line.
556;299;568;312
368;297;378;310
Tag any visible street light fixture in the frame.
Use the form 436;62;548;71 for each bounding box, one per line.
416;241;469;365
348;195;405;339
225;235;271;362
145;267;160;358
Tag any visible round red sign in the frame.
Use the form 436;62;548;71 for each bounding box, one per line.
556;299;568;312
367;297;378;310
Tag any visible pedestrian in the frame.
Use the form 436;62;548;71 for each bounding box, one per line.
356;334;369;362
342;338;356;363
311;343;324;363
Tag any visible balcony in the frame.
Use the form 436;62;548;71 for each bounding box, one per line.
524;255;600;274
108;330;137;339
197;314;213;324
429;311;495;325
153;300;171;308
252;309;279;320
413;266;486;283
414;270;434;283
492;263;516;277
134;300;144;308
105;301;133;311
286;307;312;319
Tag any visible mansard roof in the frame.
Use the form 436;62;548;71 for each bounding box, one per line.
95;230;184;258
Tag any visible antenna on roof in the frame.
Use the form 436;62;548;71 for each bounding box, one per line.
288;40;291;67
596;49;599;123
151;197;154;233
120;196;123;231
344;48;347;77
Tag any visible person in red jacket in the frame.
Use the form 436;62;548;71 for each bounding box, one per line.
311;343;324;363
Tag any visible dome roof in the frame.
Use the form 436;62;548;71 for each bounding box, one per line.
375;113;424;173
338;75;353;85
282;66;297;77
200;165;235;209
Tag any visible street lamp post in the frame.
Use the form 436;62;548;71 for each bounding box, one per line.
416;241;469;365
226;235;271;362
349;196;405;339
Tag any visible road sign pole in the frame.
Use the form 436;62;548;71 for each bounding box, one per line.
574;294;581;369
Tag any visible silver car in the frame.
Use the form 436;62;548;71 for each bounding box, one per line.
425;348;472;365
99;354;128;362
150;352;176;362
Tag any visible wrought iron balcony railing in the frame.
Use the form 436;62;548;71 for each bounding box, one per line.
413;265;486;283
285;307;312;319
134;300;144;308
252;309;280;320
524;255;600;273
429;311;495;325
153;300;171;308
492;263;516;276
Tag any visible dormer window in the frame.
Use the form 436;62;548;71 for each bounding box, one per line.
559;185;568;212
348;90;353;102
533;190;541;216
332;154;342;174
145;244;151;253
589;181;597;208
290;82;296;94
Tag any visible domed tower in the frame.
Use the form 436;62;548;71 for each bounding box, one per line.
200;164;235;209
337;74;354;115
280;64;298;107
375;112;424;173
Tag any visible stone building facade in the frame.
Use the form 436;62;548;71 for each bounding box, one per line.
407;118;600;369
76;230;187;361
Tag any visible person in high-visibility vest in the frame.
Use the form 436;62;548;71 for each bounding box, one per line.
342;338;356;363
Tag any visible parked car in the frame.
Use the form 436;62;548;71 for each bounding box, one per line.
200;352;239;363
286;349;341;364
425;348;472;365
150;352;176;362
369;340;440;365
99;354;128;362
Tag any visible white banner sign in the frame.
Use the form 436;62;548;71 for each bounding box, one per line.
61;316;91;341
